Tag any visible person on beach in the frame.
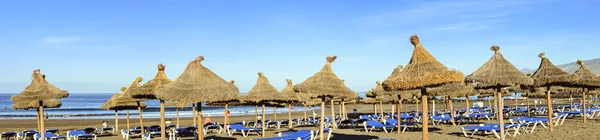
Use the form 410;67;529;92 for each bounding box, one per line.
353;108;357;114
102;120;108;127
204;115;213;125
45;112;49;120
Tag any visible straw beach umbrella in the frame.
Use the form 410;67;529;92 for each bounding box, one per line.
155;56;239;140
280;79;303;129
571;60;600;123
293;56;355;140
530;52;578;125
101;87;148;133
10;70;69;139
243;72;292;136
122;64;173;140
114;77;145;135
465;46;533;139
382;35;464;140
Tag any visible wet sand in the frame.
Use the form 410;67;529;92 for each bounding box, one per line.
1;99;595;140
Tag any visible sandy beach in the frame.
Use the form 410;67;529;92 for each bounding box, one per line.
2;99;597;140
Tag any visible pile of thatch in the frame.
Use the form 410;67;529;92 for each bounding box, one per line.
12;99;62;110
465;46;533;89
128;64;173;100
243;72;292;103
382;35;464;92
530;53;578;87
293;56;355;99
155;56;240;105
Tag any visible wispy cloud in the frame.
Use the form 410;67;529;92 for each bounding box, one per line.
358;0;560;28
430;20;497;31
41;36;83;45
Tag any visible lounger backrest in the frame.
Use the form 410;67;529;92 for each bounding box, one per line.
385;119;398;125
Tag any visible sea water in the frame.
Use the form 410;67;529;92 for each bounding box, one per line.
0;93;318;120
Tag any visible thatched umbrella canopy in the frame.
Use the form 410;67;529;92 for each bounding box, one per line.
243;72;291;103
281;79;303;101
11;70;69;103
128;64;173;100
101;88;148;132
10;70;69;139
293;56;355;98
381;35;464;139
293;56;354;138
12;99;62;110
465;46;533;137
530;53;578;87
115;77;144;103
155;56;239;140
572;60;600;87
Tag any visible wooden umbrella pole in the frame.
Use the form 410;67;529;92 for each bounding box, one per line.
342;100;346;120
115;110;119;133
448;96;456;126
304;103;307;119
137;102;145;136
497;88;505;140
255;105;258;127
373;104;376;114
379;101;383;120
416;98;420;115
274;106;277;122
527;91;531;116
493;92;498;119
432;99;435;115
197;103;204;140
160;100;166;140
126;110;130;131
288;104;292;129
193;104;197;125
583;88;588;123
39;101;46;139
421;88;429;140
37;108;41;131
546;86;554;131
570;93;573;110
176;108;180;127
397;96;402;134
262;104;266;137
319;97;325;140
465;95;470;115
338;102;342;119
224;103;229;134
331;100;337;129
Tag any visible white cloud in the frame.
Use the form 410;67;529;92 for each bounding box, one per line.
41;36;83;45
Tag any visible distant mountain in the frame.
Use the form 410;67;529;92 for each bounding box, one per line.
522;58;600;75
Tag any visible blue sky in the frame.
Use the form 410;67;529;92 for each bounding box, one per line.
1;0;599;94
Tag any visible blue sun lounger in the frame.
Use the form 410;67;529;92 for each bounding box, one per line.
461;125;501;139
34;132;67;140
363;120;395;133
66;130;96;140
251;130;313;140
226;124;262;137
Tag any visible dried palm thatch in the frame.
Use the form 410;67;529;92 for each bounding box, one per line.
339;79;359;99
530;53;578;87
280;79;304;102
129;64;173;100
155;56;240;105
465;46;533;89
372;81;414;99
12;99;62;110
101;92;147;110
11;69;69;103
361;97;379;104
115;77;145;103
386;65;404;80
365;90;376;98
382;35;464;91
572;60;600;87
243;72;292;103
293;56;355;98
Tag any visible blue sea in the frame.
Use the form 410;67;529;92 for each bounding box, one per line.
0;93;316;120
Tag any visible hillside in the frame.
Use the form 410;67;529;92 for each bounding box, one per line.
522;58;600;74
